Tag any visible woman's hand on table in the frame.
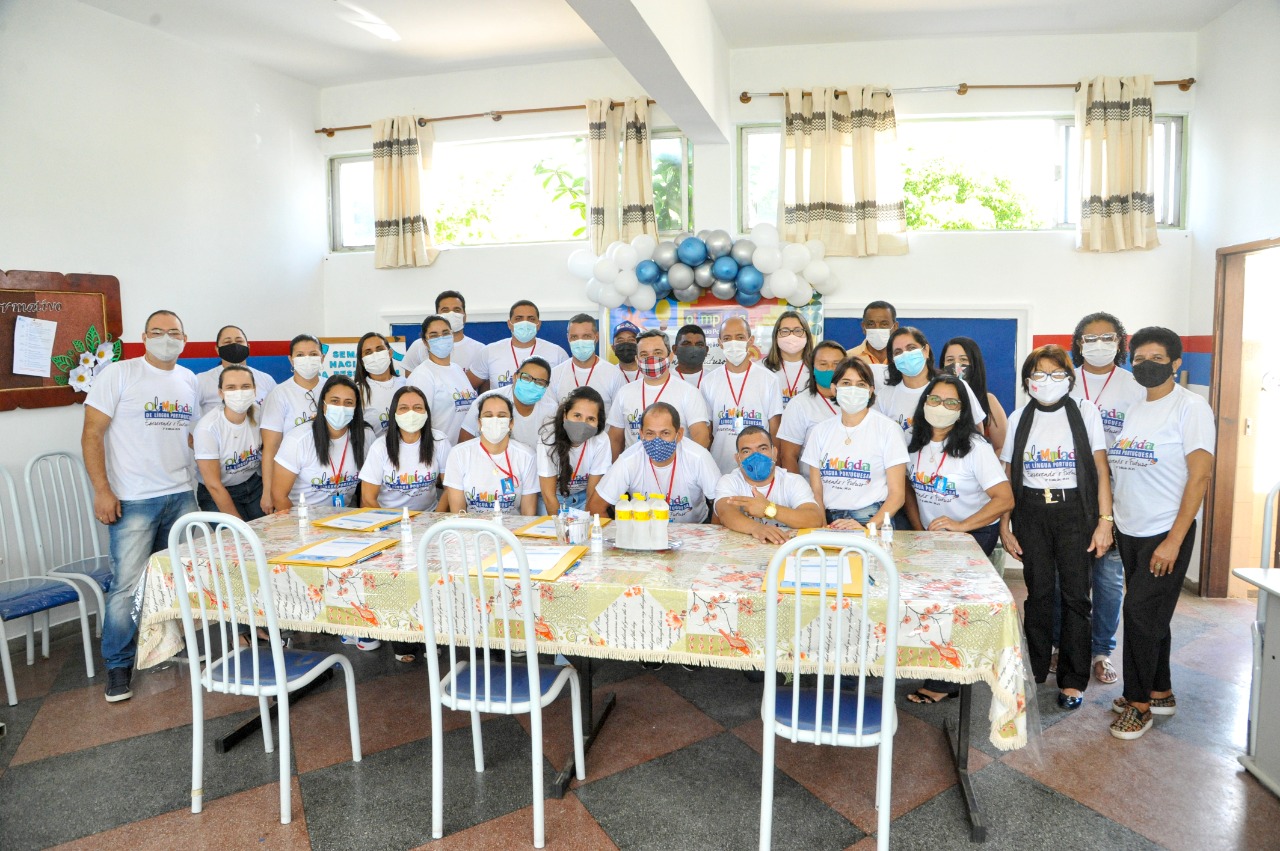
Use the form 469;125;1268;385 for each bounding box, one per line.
750;523;792;544
827;518;864;531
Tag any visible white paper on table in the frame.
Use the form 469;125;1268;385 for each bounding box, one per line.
13;315;57;377
298;536;387;561
781;556;853;591
488;547;577;575
518;518;559;537
319;509;402;530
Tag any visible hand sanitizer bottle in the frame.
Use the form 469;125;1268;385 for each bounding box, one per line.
590;514;604;555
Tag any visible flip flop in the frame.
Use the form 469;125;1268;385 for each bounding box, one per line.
1093;658;1118;684
906;688;958;705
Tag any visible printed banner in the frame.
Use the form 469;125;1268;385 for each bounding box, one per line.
318;337;408;380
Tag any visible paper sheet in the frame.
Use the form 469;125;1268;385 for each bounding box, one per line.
297;536;383;561
317;509;403;531
13;315;57;378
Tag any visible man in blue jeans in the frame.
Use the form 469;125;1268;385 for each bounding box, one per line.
83;309;199;702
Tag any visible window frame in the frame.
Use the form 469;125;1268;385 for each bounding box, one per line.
738;123;782;234
651;128;692;236
328;153;375;253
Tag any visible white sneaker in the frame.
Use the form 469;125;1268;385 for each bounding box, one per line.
340;635;381;651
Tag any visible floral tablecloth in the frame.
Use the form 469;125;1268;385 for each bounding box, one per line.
137;509;1028;750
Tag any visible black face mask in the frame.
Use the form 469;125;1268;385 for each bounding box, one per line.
614;342;638;364
945;363;968;382
218;343;250;364
675;344;708;369
1133;360;1174;388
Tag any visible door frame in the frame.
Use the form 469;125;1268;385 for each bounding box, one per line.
1205;236;1280;596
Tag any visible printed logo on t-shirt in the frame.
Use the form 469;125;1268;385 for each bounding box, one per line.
378;410;390;430
144;397;193;424
1021;444;1076;471
493;369;515;388
1097;407;1126;433
308;471;357;493
626;409;642;435
893;415;912;432
717;405;763;430
912;470;958;500
465;487;515;512
1108;437;1158;468
223;448;261;474
452;388;477;409
667;494;693;517
292;411;316;428
383;469;437;493
819;455;872;483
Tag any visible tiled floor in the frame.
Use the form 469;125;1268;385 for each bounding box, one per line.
2;581;1278;850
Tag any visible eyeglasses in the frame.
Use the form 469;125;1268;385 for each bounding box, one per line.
304;390;318;412
146;329;183;339
924;395;963;411
516;373;549;388
1029;370;1071;382
1081;333;1119;344
776;328;807;338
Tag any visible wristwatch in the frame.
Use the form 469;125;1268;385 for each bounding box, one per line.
1099;514;1113;522
764;502;778;520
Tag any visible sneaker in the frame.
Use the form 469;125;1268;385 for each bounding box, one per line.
1110;705;1154;740
105;667;133;703
1112;695;1177;716
340;636;382;651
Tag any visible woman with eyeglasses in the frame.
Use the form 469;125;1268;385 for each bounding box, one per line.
353;331;406;436
443;393;539;515
939;336;1008;456
260;334;324;515
903;374;1014;704
763;311;814;408
406;314;478;444
777;340;845;475
458;357;558;449
999;345;1112;711
272;374;369;513
538;387;611;512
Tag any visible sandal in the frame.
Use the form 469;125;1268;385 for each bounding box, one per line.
1093;657;1119;684
395;653;416;663
906;688;958;705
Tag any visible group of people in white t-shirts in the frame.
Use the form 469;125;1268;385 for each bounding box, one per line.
85;298;1214;743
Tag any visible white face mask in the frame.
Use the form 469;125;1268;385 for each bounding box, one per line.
835;385;871;414
223;389;255;414
480;417;510;443
293;355;322;380
722;340;749;366
1081;341;1119;368
395;410;428;432
865;328;891;350
324;404;355;430
1028;378;1070;406
362;350;391;375
145;335;184;362
444;312;465;333
924;405;961;429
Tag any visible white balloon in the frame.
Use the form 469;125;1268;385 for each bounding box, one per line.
787;280;814;307
781;242;812;272
605;240;625;260
598;285;626;309
614;244;639;271
586;277;605;303
630;285;658;311
768;268;798;299
631;233;657;261
810;273;839;295
568;249;596;280
751;222;780;247
802;259;830;285
804;239;826;262
753;246;783;274
759;281;775;300
614;269;639;297
593;256;619;283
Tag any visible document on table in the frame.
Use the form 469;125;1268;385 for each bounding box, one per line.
313;508;415;532
13;315;57;378
267;536;398;567
477;545;587;581
771;553;864;596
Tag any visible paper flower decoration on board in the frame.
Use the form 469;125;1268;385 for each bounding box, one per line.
52;325;120;393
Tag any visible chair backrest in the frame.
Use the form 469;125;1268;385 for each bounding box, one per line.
417;518;543;712
762;532;900;745
0;467;32;584
168;511;286;694
24;452;102;573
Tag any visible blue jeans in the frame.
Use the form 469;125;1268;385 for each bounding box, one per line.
825;501;887;527
103;490;198;670
559;490;588;511
1052;545;1124;657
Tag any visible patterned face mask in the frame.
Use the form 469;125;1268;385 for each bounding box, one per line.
642;435;677;464
638;356;669;380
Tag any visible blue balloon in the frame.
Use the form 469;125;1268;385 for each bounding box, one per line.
735;290;762;307
635;259;661;285
735;264;764;294
653;276;672;299
712;255;739;282
676;237;708;267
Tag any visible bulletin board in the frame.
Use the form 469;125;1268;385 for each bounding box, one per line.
318;337;408;380
0;270;123;411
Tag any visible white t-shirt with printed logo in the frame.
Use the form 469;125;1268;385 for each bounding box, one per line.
402;334;486;375
195;365;277;417
1069;366;1147;448
908;438;1007;529
595;439;722;524
407;360;477;445
777;390;840;476
275;426;362;508
700;364;785;473
607;375;711;449
714;467;817;529
1000;399;1106;490
261;377;319;435
1108;385;1216;537
801;410;909;511
193;407;262;487
360;375;408;437
462;386;558;450
443;438;539;515
85;358;199;501
469;338;569;388
551;357;625;409
874;380;986;434
772;360;812;408
536;432;612;498
358;430;451;510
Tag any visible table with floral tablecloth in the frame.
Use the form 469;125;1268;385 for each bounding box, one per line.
137;508;1028;750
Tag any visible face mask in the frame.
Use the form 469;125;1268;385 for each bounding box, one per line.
512;320;538;344
1133;360;1174;388
513;377;547;405
218;343;249;364
145;335;184;362
722;341;749;366
813;369;834;389
444;312;465;333
924;405;961;429
427;336;454;359
293;355;322;380
777;335;807;355
564;420;596;445
675;345;707;369
362;350;391;375
614;342;638;364
642;435;678;464
894;349;927;378
223;389;255;414
945;363;968;382
325;405;355;430
740;451;774;482
569;339;597;361
1082;341;1119;368
638;356;668;380
480;417;510;443
865;328;891;350
1028;377;1070;406
395;410;428;432
836;385;871;414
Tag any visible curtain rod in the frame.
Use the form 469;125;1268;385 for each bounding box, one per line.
315;98;656;137
738;78;1196;102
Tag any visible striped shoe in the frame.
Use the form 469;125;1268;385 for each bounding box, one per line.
1112;695;1177;717
1110;705;1154;740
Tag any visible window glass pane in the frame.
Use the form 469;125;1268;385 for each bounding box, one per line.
743;130;780;229
652;136;686;233
1153;120;1167;223
338;159;375;247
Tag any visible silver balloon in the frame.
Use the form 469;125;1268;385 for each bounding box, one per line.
667;262;695;290
696;229;713;242
730;239;756;266
711;280;736;300
673;232;693;246
652;241;678;270
706;229;733;259
693;261;716;288
673;286;701;303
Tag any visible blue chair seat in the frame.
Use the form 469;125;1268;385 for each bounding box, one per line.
206;647;341;688
446;662;566;704
0;577;82;620
773;687;885;736
50;555;113;590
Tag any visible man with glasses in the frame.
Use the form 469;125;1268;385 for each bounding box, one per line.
714;426;823;543
459;356;558;450
83;310;199;702
848;300;898;367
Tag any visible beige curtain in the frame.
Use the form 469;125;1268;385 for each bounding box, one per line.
781;86;907;257
372;115;439;268
1075;76;1159;253
587;98;658;253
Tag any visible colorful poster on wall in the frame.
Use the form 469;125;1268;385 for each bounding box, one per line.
318;337;407;380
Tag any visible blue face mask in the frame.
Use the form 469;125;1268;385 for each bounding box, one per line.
740;451;774;482
513;377;547;405
512;320;538;344
569;339;596;361
894;348;927;378
642;436;678;464
813;368;834;389
427;336;454;359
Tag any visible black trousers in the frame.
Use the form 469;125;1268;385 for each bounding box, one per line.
196;474;265;522
1014;487;1092;692
1117;521;1196;704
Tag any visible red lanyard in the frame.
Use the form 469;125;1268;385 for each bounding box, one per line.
677;369;703;389
1081;368;1115;403
755;478;776;500
573;359;597;388
570;443;589;483
510;340;533;376
621;369;637;383
915;447;948;484
492;448;516;484
329;434;350;483
726;362;752;407
781;361;805;397
648;452;679;503
642;374;671;409
818;393;837;415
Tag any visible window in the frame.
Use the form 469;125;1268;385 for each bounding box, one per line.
330;155;374;250
739;125;780;232
651;131;693;235
1060;115;1184;227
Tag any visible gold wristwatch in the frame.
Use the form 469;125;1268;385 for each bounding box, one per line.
764;502;778;520
1099;514;1113;522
